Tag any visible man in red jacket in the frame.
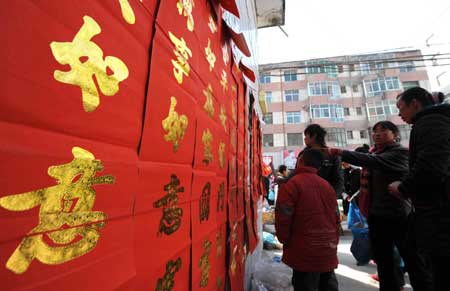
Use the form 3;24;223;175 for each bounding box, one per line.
275;149;340;291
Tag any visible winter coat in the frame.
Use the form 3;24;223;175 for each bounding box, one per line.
275;166;339;272
294;148;344;198
398;104;450;254
342;143;410;219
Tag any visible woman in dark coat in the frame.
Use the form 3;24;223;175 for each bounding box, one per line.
328;121;410;291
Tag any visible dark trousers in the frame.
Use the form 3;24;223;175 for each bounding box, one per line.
291;270;338;291
368;215;407;291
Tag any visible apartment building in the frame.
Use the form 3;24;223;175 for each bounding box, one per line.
259;50;431;168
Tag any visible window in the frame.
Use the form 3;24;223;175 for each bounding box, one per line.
263;113;273;124
287;133;303;146
347;130;353;139
338;65;344;73
305;61;337;76
364;77;400;97
286;111;301;124
260;73;271;83
360;63;372;75
344;107;350;116
263;134;273;147
340;86;347;94
402;81;419;91
356;107;363;115
349;64;355;72
285;90;299;102
367;100;399;121
265;91;272;104
308;81;340;97
399;61;415;73
352;85;359;92
284;70;297;82
398;124;412;141
310;104;344;122
327;128;347;147
360;130;368;139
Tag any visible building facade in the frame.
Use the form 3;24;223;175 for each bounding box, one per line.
259;50;431;168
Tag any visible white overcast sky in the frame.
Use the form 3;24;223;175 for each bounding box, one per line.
257;0;450;65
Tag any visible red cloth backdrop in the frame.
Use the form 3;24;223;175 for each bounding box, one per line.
0;0;260;290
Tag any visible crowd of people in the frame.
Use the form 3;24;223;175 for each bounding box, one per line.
273;87;450;291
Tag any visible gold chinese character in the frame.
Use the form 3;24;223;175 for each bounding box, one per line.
202;129;213;165
217;182;225;212
156;257;182;291
199;239;212;288
230;221;238;276
0;147;115;274
220;70;228;92
153;174;184;236
50;16;129;112
208;15;217;33
218;142;225;169
199;182;211;223
162;97;189;152
205;39;216;71
216;277;223;291
203;84;215;118
219;106;227;132
169;32;192;84
231;85;237;92
231;100;237;122
216;227;223;257
177;0;195;31
119;0;136;24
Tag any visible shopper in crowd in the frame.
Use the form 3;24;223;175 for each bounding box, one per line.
275;164;289;186
342;160;361;215
276;149;340;291
389;87;450;291
327;121;410;291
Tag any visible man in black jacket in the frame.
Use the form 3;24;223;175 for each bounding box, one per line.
389;87;450;291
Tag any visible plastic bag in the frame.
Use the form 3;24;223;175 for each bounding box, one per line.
253;255;293;291
350;229;372;265
347;200;368;230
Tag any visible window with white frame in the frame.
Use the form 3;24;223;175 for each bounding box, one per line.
305;61;338;76
285;89;299;102
260;73;271;83
286;111;301;124
402;81;419;91
360;63;372;75
263;113;273;124
310;104;344;122
344;107;350;116
327;128;347;147
265;91;272;104
364;77;400;97
367;100;399;121
360;130;369;139
347;130;353;139
340;86;347;93
399;61;415;73
287;133;303;146
356;107;363;115
284;70;297;82
263;134;274;147
308;81;340;97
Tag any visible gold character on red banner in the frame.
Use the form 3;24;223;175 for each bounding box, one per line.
208;15;217;33
162;97;189;152
156;257;182;291
202;129;213;165
217;181;225;212
203;84;215;118
0;147;115;274
199;182;211;223
50;16;129;112
199;239;212;287
231;100;237;122
169;32;192;84
119;0;136;24
220;70;228;92
216;227;223;257
205;39;216;71
216;277;223;291
153;174;184;236
219;105;227;132
177;0;195;31
230;221;238;276
218;141;225;169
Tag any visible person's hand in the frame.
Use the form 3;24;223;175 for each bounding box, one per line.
388;181;402;199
